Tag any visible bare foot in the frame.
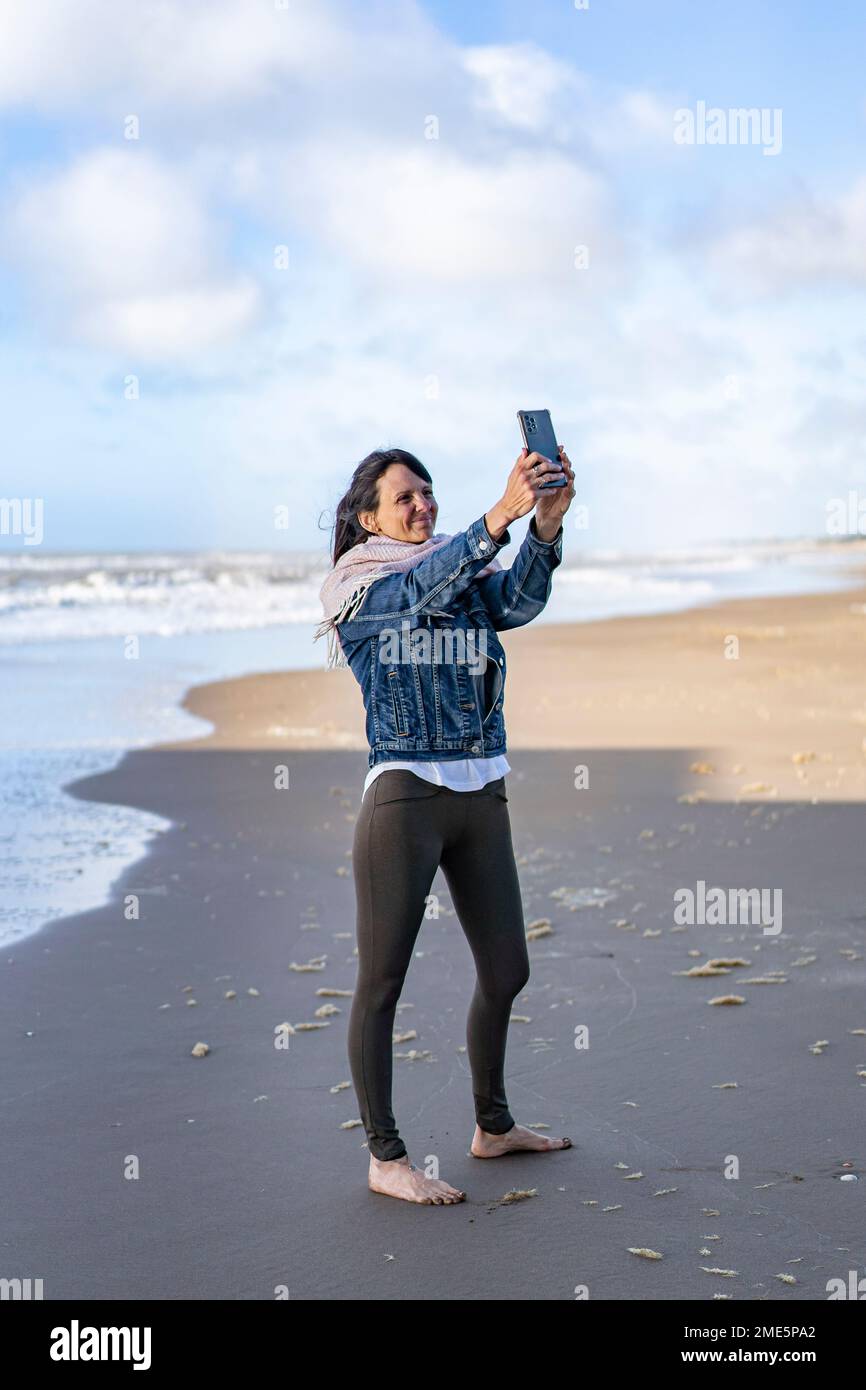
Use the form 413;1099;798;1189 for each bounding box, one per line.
470;1122;573;1159
368;1153;466;1204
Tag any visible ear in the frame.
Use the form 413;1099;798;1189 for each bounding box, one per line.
357;510;377;535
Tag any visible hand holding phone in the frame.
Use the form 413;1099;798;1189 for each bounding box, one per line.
491;447;564;533
517;410;568;489
485;412;572;537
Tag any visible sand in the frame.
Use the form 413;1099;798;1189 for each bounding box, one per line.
170;581;866;804
2;580;865;1300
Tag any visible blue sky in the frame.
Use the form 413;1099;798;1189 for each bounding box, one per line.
1;0;865;553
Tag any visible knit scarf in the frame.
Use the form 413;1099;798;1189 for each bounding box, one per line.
315;531;503;669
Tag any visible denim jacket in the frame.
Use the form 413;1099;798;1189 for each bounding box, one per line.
336;513;564;768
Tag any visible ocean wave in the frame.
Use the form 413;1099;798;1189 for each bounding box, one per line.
0;553;329;644
0;541;861;645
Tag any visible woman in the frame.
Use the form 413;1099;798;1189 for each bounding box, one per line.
315;442;575;1204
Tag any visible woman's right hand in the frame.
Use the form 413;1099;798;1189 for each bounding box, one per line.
485;449;564;538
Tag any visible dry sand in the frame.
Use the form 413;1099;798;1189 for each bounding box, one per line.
166;581;866;804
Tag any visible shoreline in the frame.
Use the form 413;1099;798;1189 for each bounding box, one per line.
154;576;866;804
7;569;864;950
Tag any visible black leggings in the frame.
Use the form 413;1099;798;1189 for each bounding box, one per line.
349;769;530;1161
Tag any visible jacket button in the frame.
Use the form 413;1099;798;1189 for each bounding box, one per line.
499;657;504;665
469;744;480;754
478;540;488;550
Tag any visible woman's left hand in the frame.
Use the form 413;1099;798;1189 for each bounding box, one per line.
534;444;575;532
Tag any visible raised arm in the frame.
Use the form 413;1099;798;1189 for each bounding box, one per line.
473;514;564;630
340;513;512;624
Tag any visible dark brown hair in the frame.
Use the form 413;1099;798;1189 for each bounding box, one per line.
323;448;433;565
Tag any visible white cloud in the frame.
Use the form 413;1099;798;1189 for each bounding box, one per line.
6;148;211;295
3;147;260;356
601;90;678;147
460;42;677;154
0;0;345;110
79;282;260;359
460;42;586;133
708;176;866;292
273;136;615;284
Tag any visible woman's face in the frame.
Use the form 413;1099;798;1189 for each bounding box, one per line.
359;463;438;543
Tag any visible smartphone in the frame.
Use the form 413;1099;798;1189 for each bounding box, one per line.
517;409;567;488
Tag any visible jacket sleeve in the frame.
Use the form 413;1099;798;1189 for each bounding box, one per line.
472;515;564;630
338;513;512;627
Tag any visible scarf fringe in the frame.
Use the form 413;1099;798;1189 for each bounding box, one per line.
313;574;384;669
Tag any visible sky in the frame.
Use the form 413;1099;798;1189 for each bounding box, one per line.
1;0;865;554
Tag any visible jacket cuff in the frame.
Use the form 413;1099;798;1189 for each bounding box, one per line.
528;515;564;553
472;513;511;556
